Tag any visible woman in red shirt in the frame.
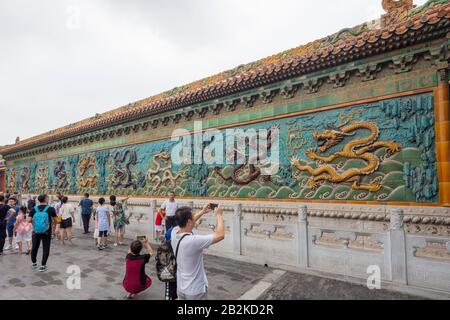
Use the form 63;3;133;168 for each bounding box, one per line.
123;238;154;299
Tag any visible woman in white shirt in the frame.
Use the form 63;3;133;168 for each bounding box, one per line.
59;196;76;245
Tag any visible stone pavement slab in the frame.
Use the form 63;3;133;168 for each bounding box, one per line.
258;271;424;300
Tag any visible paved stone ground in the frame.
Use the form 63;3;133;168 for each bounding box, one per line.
0;230;272;300
259;272;423;300
0;230;422;300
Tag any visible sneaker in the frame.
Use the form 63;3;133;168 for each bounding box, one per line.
4;245;11;251
38;265;48;272
97;245;104;251
31;263;38;269
114;243;118;247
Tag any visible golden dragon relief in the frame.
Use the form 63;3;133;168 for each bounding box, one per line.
291;121;401;192
78;157;98;188
146;151;185;191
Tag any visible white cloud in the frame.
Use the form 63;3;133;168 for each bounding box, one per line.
0;0;430;146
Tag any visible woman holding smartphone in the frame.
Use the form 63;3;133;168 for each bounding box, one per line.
122;236;154;299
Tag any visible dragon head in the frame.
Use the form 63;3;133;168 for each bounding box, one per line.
157;151;171;163
313;124;354;153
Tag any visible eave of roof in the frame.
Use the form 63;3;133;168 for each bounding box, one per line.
2;0;449;156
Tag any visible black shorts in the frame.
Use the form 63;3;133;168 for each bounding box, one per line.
99;230;108;237
60;218;73;229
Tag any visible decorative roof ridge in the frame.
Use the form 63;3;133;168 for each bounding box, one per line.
1;0;449;156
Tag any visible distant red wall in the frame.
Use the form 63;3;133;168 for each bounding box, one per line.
0;170;5;193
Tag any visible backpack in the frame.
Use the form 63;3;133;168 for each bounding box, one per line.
33;205;50;234
155;234;190;283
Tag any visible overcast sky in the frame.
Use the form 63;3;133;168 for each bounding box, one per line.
0;0;428;147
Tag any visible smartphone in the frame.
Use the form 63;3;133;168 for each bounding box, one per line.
209;203;219;210
137;235;147;241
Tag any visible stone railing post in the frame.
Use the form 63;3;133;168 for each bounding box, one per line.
389;208;407;285
149;200;157;242
233;204;242;255
187;201;194;210
297;205;309;268
77;197;83;229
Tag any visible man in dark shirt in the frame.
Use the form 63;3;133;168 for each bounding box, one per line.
79;193;94;234
27;196;37;211
28;194;57;272
0;195;14;255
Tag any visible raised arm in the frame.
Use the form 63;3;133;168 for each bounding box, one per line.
143;237;154;256
212;206;225;244
194;203;211;223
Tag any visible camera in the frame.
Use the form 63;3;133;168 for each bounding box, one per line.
209;203;219;210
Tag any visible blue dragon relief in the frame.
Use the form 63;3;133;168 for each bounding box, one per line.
68;155;79;195
110;150;137;190
96;151;110;194
54;160;69;190
20;167;30;191
184;138;216;197
28;164;38;194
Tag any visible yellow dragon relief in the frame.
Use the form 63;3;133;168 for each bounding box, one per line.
78;157;98;188
291;121;401;192
146;151;185;191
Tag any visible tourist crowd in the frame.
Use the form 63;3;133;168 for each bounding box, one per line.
0;190;224;300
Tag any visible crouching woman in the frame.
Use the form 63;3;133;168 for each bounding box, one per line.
123;237;154;299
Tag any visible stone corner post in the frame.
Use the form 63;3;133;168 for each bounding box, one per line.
149;199;157;242
232;204;242;255
389;208;407;285
297;204;309;269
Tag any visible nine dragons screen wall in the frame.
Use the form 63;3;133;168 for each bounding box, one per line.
4;92;439;204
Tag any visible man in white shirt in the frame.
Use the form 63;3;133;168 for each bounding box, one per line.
161;191;179;230
171;204;225;300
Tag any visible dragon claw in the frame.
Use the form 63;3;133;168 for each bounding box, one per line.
305;151;316;159
370;184;383;192
291;157;300;165
308;180;320;189
387;143;401;154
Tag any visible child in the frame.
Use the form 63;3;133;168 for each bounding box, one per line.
123;237;153;299
95;198;110;250
14;206;33;255
155;208;165;242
